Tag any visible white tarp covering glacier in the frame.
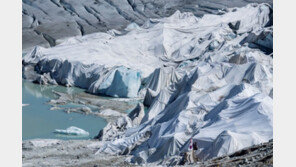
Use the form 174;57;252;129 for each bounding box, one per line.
23;3;273;165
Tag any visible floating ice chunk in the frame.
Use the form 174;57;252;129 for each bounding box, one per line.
54;126;89;136
22;104;30;107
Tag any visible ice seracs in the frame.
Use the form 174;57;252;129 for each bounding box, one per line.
88;66;141;98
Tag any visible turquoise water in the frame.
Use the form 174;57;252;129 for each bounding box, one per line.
22;80;107;140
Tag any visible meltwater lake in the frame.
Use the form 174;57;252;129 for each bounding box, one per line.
22;80;107;140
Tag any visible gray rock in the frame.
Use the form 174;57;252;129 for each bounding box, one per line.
81;106;92;114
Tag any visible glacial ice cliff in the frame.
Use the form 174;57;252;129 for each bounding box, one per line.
23;3;273;165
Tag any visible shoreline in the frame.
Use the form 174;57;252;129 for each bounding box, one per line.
22;139;272;166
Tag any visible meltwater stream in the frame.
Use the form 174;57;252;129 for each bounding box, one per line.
22;80;107;140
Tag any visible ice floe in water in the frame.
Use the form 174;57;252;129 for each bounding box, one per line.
54;126;89;136
22;3;273;165
22;104;29;107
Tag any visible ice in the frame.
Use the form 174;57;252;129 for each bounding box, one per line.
23;3;272;99
54;126;89;136
22;104;30;107
96;66;141;98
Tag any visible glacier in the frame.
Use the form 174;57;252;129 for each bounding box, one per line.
22;3;273;165
22;0;272;51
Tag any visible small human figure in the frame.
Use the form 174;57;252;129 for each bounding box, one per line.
192;142;199;162
179;139;200;165
187;138;195;164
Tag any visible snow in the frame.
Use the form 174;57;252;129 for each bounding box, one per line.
54;126;89;136
23;3;273;165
